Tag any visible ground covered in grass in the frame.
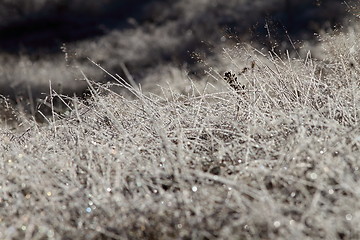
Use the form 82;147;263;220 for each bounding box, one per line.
0;0;357;105
1;20;360;239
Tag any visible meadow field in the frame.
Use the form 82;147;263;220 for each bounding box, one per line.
0;0;356;103
1;0;360;239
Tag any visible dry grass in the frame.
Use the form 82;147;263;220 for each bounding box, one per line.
0;0;356;106
1;20;360;239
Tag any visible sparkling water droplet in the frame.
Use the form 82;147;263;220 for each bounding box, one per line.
346;214;353;221
310;172;317;180
192;186;198;192
47;230;54;238
273;221;281;228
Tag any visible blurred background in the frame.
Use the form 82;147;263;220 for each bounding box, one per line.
0;0;358;115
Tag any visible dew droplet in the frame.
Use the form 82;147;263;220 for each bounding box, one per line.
328;189;334;195
310;172;318;180
192;186;198;192
346;214;353;221
47;230;54;238
86;207;92;213
273;221;281;228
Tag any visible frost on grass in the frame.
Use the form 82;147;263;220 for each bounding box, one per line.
1;28;360;239
0;0;357;104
